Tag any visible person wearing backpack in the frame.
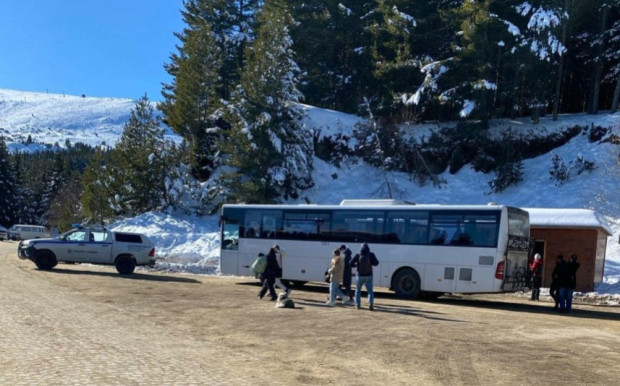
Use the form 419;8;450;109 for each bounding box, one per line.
529;253;544;301
350;243;379;311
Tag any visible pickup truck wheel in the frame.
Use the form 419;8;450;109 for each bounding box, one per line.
115;257;136;275
35;251;58;270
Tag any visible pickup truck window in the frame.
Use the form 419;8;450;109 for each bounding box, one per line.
115;233;142;243
66;230;87;242
91;231;110;242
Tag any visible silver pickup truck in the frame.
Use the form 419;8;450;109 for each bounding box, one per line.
18;227;156;274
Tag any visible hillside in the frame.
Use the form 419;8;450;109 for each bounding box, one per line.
1;88;619;295
0;88;178;152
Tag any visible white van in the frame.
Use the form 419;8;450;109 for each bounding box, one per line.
9;225;50;240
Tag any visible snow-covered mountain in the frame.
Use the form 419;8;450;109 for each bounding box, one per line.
2;88;619;296
0;88;179;152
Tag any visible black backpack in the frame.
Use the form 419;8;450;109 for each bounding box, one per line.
358;253;372;274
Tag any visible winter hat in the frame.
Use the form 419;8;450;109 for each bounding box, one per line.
534;253;542;260
360;243;370;254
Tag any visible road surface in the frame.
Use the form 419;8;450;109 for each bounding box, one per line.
1;241;619;385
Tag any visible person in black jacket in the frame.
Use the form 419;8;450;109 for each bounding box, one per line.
350;243;379;311
257;246;279;301
339;244;354;303
549;255;565;309
559;254;580;313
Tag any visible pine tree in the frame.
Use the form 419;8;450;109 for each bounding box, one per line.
160;0;260;180
0;137;18;226
409;1;566;125
220;0;313;202
81;149;114;225
108;95;168;215
289;0;375;114
47;172;84;231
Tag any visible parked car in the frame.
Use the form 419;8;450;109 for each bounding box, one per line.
0;226;8;241
8;224;50;240
18;226;156;274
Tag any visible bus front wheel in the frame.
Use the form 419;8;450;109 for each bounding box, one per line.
393;269;421;299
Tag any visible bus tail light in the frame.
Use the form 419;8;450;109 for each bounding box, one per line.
495;261;505;280
149;248;156;257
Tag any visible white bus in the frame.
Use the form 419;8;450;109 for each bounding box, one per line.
220;200;530;299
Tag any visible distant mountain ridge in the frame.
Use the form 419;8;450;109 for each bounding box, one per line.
0;88;178;153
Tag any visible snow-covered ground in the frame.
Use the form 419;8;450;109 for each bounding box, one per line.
2;88;620;297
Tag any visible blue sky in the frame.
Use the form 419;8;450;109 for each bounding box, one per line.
0;0;185;101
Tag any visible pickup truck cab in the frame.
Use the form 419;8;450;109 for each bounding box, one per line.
18;227;156;274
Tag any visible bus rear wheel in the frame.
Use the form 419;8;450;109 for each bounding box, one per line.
393;269;421;300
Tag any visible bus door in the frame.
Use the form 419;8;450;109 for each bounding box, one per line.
502;250;529;291
503;208;531;291
220;218;241;275
237;240;257;277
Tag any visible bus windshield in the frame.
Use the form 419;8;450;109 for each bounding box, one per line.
507;208;530;237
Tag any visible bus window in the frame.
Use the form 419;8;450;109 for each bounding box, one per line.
331;211;385;242
221;208;243;250
261;213;281;238
430;212;500;247
222;223;239;250
430;214;461;245
281;212;329;240
465;214;499;247
241;210;282;239
386;211;429;244
508;208;529;237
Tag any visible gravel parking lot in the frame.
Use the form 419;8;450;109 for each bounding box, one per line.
2;241;620;385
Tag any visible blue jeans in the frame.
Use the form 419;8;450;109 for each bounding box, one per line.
355;275;374;307
329;281;346;303
559;288;574;311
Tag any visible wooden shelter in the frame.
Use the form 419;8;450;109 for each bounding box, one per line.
526;208;612;292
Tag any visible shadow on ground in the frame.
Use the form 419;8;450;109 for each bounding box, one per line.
238;281;620;321
41;267;202;284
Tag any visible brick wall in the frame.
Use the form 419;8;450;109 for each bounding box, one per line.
530;228;599;292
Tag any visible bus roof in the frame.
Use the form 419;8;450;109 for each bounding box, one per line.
221;202;515;211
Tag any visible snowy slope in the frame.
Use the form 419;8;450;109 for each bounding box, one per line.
0;88;178;152
2;88;619;296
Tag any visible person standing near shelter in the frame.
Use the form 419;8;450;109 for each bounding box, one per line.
339;244;354;303
559;254;580;313
549;254;565;309
326;249;347;306
529;253;544;301
350;243;379;311
257;246;279;301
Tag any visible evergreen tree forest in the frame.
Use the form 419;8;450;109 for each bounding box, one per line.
2;0;620;229
160;0;620;195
